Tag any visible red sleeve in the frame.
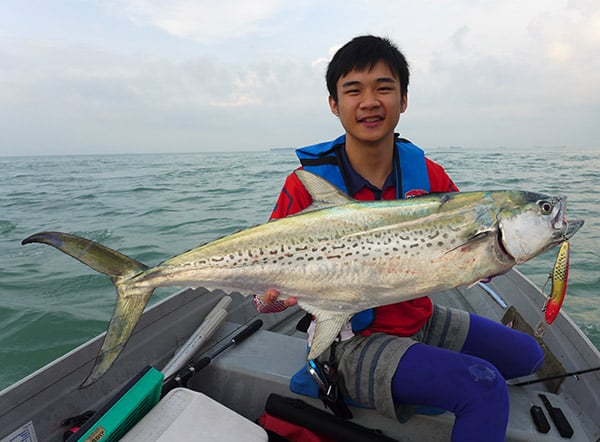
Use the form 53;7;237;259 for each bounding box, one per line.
425;158;459;193
269;168;313;220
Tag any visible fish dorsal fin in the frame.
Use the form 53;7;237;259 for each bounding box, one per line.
295;169;353;210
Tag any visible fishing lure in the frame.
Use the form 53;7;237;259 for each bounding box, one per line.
544;241;571;324
535;241;570;337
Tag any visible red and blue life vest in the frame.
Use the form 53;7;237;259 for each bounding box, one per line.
296;134;431;200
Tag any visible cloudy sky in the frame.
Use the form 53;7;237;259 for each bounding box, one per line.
1;0;598;155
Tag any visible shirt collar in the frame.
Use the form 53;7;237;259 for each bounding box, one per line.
338;144;397;198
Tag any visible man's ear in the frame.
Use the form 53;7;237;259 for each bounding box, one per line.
400;93;408;113
328;95;339;116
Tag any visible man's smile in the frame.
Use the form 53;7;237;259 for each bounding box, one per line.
358;115;384;123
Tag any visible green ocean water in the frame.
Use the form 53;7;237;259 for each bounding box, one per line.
1;148;598;390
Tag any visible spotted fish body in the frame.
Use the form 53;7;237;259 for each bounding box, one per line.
22;170;584;386
150;193;517;311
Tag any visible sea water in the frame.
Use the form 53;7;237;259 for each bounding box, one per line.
1;147;598;390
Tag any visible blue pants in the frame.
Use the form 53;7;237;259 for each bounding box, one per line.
391;314;544;442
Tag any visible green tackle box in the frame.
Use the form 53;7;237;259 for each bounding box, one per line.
67;366;164;442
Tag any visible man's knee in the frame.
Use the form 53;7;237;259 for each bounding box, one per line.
456;360;509;415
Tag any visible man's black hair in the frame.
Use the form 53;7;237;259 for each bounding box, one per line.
326;35;410;102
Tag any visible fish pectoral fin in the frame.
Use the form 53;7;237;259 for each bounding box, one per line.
444;230;493;254
80;285;153;388
306;310;353;360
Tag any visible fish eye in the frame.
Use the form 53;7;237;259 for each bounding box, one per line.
538;200;554;215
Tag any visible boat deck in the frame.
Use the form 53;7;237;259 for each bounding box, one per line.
1;270;599;441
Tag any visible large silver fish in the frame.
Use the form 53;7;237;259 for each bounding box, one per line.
22;170;584;387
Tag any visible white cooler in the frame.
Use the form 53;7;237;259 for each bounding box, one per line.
121;388;268;441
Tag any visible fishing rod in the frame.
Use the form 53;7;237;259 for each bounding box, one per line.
511;366;600;387
162;318;263;395
161;295;232;379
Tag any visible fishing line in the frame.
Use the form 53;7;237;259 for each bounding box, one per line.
511;366;600;387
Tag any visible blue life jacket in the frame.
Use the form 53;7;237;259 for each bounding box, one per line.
296;134;431;331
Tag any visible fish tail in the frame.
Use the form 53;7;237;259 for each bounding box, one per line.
22;231;153;387
22;231;149;278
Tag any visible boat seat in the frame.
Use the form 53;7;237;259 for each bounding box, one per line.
190;316;585;441
191;327;455;441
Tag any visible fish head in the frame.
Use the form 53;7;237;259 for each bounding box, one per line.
497;192;584;264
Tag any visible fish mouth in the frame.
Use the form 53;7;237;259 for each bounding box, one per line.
560;218;584;241
553;195;584;243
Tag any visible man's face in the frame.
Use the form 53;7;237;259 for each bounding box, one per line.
329;60;407;147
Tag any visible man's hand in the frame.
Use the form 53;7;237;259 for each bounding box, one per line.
253;288;297;313
263;288;298;307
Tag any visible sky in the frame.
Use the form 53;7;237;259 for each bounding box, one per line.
0;0;599;155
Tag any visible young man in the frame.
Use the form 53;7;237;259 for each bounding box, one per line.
257;35;544;441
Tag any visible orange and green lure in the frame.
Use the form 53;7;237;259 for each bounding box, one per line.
535;241;570;336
